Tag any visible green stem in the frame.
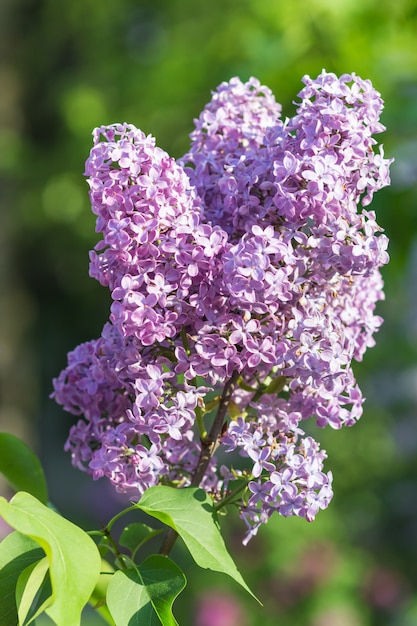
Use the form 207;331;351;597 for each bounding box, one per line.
103;528;129;570
106;504;138;532
87;504;138;569
215;479;250;512
191;375;208;439
195;404;207;439
191;369;239;488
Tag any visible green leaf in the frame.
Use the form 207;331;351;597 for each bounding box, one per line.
0;433;48;504
0;531;44;626
263;376;287;394
0;492;102;626
107;555;186;626
119;523;163;558
202;397;220;413
24;564;52;626
137;486;259;602
228;400;243;419
16;556;50;625
237;378;257;393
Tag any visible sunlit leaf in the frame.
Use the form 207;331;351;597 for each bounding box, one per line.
137;486;259;602
0;492;101;626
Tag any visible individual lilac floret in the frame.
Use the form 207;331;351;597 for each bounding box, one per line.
52;70;391;542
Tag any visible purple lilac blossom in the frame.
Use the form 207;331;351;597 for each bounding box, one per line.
52;71;391;543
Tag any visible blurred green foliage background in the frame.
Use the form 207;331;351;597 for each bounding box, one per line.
1;0;417;624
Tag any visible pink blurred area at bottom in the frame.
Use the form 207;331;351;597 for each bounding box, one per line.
195;590;248;626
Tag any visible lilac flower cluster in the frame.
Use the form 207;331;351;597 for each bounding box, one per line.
52;71;391;542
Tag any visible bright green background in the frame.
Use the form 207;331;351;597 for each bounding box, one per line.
1;1;417;624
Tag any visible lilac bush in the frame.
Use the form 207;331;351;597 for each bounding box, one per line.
52;70;391;544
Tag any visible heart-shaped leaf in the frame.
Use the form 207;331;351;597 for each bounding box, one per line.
107;555;186;626
0;492;102;626
136;486;259;602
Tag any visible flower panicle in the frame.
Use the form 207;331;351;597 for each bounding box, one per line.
52;71;391;543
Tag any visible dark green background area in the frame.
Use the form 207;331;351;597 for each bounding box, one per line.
1;1;417;624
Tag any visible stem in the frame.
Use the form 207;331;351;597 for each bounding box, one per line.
192;376;207;439
191;370;239;488
87;504;137;568
159;370;240;556
215;478;250;512
196;406;208;439
159;527;179;557
103;528;129;570
106;504;138;532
